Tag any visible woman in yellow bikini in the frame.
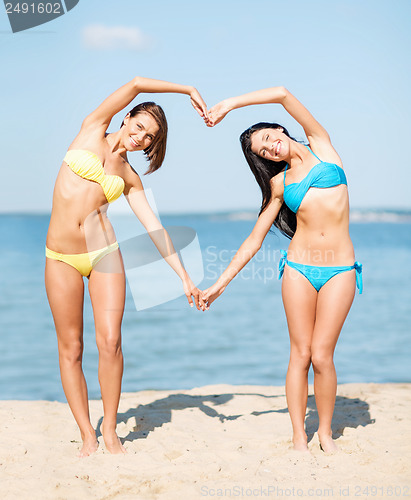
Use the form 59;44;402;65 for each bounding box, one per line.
45;77;208;457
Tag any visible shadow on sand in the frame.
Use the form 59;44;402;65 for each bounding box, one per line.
95;391;374;445
305;394;375;443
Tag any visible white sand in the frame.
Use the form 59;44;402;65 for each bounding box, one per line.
0;383;410;499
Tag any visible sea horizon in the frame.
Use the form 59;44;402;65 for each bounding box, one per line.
1;206;411;222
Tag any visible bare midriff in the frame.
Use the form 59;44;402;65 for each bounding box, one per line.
286;184;355;266
46;162;117;254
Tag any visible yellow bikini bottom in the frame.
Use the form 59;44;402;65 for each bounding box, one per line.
45;241;119;277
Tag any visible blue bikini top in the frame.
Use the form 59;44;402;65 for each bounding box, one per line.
283;145;347;213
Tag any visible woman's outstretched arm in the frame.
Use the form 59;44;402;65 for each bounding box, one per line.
82;77;209;129
208;86;329;142
123;173;205;310
203;179;283;308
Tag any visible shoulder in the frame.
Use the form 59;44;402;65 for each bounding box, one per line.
68;125;106;151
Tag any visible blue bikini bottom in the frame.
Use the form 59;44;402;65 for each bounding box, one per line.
278;250;363;293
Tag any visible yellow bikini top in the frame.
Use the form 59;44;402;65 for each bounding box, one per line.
64;149;125;203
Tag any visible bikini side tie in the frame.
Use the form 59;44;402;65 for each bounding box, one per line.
354;261;363;294
278;250;288;280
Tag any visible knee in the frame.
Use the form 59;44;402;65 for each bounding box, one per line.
311;351;334;373
97;331;122;358
290;347;312;371
58;336;83;366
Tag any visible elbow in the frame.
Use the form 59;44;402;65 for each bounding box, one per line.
275;86;288;102
133;76;142;91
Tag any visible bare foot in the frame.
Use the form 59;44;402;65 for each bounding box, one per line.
292;434;310;452
78;435;99;458
318;432;339;454
101;421;127;454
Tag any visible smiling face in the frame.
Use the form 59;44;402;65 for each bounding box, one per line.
122;112;160;152
250;127;290;162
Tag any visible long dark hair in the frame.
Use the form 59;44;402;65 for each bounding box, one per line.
240;122;297;239
121;101;168;174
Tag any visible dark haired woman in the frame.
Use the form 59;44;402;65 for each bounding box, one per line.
203;87;362;453
45;77;208;457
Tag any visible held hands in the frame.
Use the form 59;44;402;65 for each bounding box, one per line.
182;274;207;311
188;89;230;127
206;100;231;127
189;87;211;125
202;281;226;310
182;274;225;312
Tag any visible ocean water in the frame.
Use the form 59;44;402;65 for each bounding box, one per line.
0;213;410;402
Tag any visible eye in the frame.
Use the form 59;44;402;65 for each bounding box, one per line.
266;134;269;141
261;149;266;157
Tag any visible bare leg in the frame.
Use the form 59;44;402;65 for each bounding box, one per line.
88;250;126;454
311;270;356;453
45;259;98;457
282;265;317;451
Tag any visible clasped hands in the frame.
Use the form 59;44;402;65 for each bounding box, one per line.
189;87;230;129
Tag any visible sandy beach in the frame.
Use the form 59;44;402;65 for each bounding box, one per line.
0;383;410;499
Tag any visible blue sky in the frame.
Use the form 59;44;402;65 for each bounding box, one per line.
1;0;410;214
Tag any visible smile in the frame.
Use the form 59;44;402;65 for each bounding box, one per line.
275;141;281;155
130;137;139;147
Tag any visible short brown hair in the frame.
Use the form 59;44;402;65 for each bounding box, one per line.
122;102;168;174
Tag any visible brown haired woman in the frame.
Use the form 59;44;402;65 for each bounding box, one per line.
45;77;208;457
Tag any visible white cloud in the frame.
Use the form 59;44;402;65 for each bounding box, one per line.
82;24;152;51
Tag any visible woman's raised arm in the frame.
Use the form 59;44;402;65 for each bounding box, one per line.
82;77;209;129
208;86;329;143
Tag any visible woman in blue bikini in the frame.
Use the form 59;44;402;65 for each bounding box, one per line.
203;86;362;453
